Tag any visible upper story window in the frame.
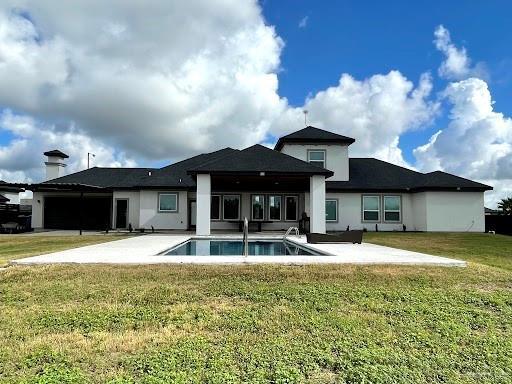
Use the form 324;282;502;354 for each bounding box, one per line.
307;150;326;168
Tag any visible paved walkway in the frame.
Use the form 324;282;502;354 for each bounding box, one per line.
10;234;465;266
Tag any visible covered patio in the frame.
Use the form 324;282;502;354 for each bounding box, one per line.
187;145;334;236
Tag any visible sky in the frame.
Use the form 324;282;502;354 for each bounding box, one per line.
0;0;511;207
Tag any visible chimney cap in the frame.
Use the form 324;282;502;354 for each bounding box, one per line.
44;149;69;159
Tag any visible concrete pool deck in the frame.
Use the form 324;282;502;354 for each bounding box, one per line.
10;234;466;266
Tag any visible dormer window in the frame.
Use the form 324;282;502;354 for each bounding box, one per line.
308;150;326;168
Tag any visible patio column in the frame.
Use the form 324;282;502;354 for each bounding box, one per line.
196;174;211;235
309;175;326;234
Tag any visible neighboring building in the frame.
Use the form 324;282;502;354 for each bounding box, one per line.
5;127;492;233
0;180;23;205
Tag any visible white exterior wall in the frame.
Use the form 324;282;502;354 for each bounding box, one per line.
31;192;44;229
424;191;485;232
411;192;427;231
196;174;211;235
325;192;413;232
112;191;140;229
310;175;326;233
45;155;66;181
280;143;349;181
139;190;188;229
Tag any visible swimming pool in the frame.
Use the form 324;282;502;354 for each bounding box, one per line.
162;239;322;256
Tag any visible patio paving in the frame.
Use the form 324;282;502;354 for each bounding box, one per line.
10;234;466;266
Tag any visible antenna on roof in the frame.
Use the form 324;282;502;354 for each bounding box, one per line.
303;110;308;127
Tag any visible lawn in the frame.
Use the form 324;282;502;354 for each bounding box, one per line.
0;233;511;383
0;235;129;266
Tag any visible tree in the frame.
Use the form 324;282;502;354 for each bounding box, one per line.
498;197;512;215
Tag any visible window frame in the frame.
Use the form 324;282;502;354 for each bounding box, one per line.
362;195;380;222
325;198;338;222
307;149;326;168
251;194;265;221
158;192;178;213
284;195;299;222
268;195;282;221
222;194;241;221
210;194;221;221
383;195;402;223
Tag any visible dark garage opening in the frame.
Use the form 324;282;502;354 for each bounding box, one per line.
44;196;112;230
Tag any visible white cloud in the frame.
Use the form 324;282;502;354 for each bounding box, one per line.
298;16;309;28
434;25;487;80
0;110;136;183
273;71;438;166
414;78;512;207
0;1;285;163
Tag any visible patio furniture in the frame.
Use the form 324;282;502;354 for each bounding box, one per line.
306;230;363;244
229;220;272;232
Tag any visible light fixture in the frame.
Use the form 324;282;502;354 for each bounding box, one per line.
259;171;265;176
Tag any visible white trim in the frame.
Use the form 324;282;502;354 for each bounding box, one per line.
383;195;402;223
251;194;265;221
222;194;240;221
158;193;178;212
268;195;282;221
325;198;338;222
284;195;299;222
362;195;380;222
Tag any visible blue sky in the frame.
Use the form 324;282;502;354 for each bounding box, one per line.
261;0;512;163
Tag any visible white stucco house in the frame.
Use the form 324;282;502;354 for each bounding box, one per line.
6;127;491;234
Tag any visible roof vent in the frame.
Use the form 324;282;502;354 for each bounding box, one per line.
148;171;152;176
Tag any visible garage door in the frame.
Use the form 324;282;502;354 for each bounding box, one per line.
44;196;112;230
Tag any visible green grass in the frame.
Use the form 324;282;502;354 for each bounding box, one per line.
0;233;511;383
364;232;512;270
0;235;129;266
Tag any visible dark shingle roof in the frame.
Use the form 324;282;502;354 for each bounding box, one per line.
274;126;355;151
188;144;334;176
0;194;9;203
326;158;492;192
43;150;69;159
0;180;24;192
22;149;491;192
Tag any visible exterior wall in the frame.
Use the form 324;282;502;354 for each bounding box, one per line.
280;143;349;181
411;192;427;231
139;190;188;229
310;176;326;233
112;190;140;229
196;174;211;235
325;192;413;232
424;191;485;232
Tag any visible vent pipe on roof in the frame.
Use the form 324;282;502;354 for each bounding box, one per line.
44;150;68;181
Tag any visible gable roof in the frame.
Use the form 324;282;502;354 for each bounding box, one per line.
188;144;334;177
326;158;492;192
274;126;355;151
43;150;69;159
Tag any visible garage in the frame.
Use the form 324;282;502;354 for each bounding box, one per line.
44;196;112;230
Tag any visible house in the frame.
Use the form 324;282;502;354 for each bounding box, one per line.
0;180;23;205
5;127;491;234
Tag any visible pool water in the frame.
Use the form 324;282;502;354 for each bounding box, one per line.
163;239;321;256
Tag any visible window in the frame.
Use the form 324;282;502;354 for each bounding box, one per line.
211;195;221;220
223;195;240;220
325;199;338;222
285;196;298;221
159;193;178;212
308;150;326;168
362;195;380;221
268;195;282;221
384;196;401;222
252;195;265;220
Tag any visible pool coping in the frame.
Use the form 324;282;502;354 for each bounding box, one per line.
9;234;466;266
